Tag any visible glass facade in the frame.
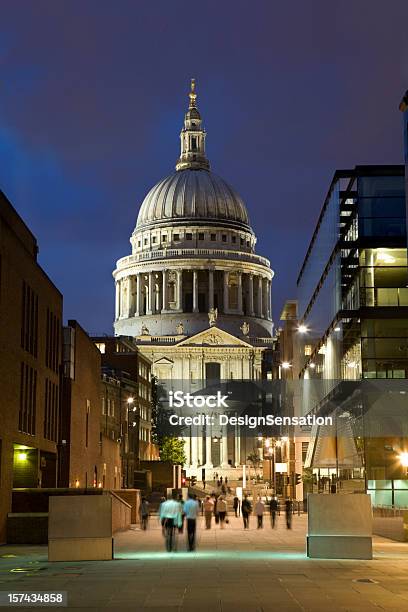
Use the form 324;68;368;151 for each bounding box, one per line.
296;166;408;504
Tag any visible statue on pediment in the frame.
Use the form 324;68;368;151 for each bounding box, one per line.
240;321;250;336
208;307;218;327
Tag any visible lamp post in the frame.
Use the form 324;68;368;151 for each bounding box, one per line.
126;396;138;488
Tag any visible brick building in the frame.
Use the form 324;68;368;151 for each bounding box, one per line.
0;191;62;543
60;321;121;489
93;336;158;487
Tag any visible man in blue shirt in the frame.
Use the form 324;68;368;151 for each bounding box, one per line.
159;492;182;552
183;493;200;551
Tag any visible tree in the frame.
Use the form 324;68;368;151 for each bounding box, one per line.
160;436;186;465
247;450;261;478
150;376;186;461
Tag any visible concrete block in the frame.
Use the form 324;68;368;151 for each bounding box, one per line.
307;535;372;559
307;493;372;559
48;537;113;561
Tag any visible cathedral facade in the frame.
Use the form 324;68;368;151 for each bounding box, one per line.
113;80;274;478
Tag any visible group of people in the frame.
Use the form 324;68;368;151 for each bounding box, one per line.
203;493;228;529
141;491;295;553
159;492;200;552
239;495;294;529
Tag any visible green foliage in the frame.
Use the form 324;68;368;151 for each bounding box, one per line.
247;450;261;467
150;376;186;463
302;467;313;484
160;436;186;465
150;376;185;445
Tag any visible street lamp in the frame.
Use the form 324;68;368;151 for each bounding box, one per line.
298;325;308;334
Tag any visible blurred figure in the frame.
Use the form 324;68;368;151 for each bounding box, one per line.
203;495;214;529
159;496;166;535
233;495;240;517
285;497;293;529
184;493;200;551
242;495;252;529
159;492;182;551
217;496;227;528
270;496;279;528
213;494;220;525
140;497;149;530
254;497;265;529
178;493;185;534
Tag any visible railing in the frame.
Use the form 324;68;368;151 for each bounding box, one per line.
116;248;271;269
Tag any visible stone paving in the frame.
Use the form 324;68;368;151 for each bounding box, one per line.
1;514;408;610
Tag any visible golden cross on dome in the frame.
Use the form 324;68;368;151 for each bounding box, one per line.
189;78;197;107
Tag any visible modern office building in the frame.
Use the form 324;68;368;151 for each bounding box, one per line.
0;191;63;543
296;165;408;504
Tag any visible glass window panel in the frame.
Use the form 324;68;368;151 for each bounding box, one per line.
394;480;408;490
394;491;408;507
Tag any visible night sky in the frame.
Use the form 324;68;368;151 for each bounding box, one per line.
1;1;407;334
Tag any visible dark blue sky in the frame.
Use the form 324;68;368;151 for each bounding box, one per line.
1;1;407;333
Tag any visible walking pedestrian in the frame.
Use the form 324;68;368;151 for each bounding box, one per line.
140;497;150;530
270;496;279;528
285;497;293;529
184;493;200;551
213;494;220;525
218;496;227;528
254;496;265;529
242;495;252;529
203;495;214;529
233;495;240;517
178;493;185;534
159;492;182;552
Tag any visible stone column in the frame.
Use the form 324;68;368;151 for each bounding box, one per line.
125;277;131;317
208;269;214;311
197;430;203;466
223;270;229;313
193;269;199;312
248;274;254;316
162;270;167;312
147;272;154;315
135;273;141;316
115;281;120;320
237;271;243;314
205;433;213;468
268;280;272;320
257;276;263;317
263;278;268;319
190;434;198;468
235;418;241;466
184;436;191;466
177;269;183;312
221;427;229;468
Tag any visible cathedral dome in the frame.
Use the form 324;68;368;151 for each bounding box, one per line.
136;169;251;231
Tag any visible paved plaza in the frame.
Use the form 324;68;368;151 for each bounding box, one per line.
1;515;408;611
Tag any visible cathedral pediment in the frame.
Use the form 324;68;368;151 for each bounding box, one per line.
153;356;174;365
176;326;253;348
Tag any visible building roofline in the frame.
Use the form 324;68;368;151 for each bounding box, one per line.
296;164;404;286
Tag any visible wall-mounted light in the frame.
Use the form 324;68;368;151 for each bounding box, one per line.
281;362;291;369
399;452;408;467
298;325;308;334
75;479;80;488
17;452;27;461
